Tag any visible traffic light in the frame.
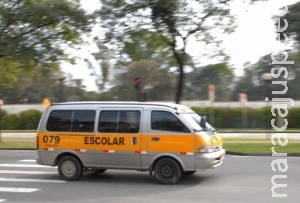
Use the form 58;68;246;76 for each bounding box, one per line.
134;77;141;90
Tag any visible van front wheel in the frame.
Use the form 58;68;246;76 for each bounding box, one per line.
154;158;182;184
58;156;83;181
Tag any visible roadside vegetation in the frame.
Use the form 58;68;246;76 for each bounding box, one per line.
0;137;35;149
223;138;300;153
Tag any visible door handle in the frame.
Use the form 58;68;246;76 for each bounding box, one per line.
151;137;160;141
131;137;137;145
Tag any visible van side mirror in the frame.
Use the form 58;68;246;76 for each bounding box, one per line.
200;116;206;129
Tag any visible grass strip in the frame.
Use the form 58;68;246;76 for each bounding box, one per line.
0;137;35;149
223;143;300;153
0;142;35;148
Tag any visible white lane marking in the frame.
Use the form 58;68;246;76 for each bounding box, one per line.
230;156;255;158
0;164;56;168
19;160;36;162
0;170;56;175
0;199;6;203
0;187;39;193
222;134;239;137
0;178;65;183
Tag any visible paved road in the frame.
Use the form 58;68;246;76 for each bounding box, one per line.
1;132;300;139
0;150;299;203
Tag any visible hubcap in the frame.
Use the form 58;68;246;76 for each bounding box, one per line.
161;165;173;178
62;161;76;177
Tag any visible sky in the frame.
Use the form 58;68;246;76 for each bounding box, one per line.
62;0;299;92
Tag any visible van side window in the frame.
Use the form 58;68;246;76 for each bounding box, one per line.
98;111;140;133
151;111;190;133
72;110;96;132
46;110;95;132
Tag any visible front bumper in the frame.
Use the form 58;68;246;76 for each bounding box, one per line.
195;149;225;170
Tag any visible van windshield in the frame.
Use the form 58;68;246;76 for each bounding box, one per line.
181;113;214;131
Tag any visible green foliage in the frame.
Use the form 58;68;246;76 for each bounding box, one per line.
185;63;234;100
96;0;238;103
2;114;20;130
0;0;92;65
0;63;61;103
287;108;300;129
0;109;7;117
112;59;175;101
223;143;300;153
191;106;293;129
276;2;300;50
122;30;170;61
18;109;42;130
1;109;20;130
0;0;94;99
232;52;300;101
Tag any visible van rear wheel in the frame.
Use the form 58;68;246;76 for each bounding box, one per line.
154;158;182;184
58;156;82;181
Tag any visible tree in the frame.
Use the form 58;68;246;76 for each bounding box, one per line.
0;0;92;66
231;52;300;101
277;1;300;50
95;0;266;103
112;59;174;101
185;63;234;100
84;37;115;92
120;29;175;67
86;30;180;92
0;65;102;104
0;63;59;103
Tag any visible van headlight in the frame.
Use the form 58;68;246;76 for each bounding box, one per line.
198;146;216;153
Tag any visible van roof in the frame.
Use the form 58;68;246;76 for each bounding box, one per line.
50;101;194;113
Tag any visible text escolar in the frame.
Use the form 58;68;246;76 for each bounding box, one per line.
84;136;125;145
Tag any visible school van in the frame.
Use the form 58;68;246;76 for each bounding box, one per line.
36;101;225;184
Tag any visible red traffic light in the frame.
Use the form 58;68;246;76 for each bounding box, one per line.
134;78;141;84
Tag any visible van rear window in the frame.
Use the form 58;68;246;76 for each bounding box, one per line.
46;110;96;132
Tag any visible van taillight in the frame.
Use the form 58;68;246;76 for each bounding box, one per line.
36;135;39;149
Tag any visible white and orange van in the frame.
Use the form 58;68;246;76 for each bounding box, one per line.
36;101;225;184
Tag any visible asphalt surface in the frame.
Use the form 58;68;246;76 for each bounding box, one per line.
0;150;299;203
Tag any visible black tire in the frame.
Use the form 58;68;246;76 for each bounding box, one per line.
154;158;182;184
184;171;196;175
94;169;107;174
58;156;83;181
